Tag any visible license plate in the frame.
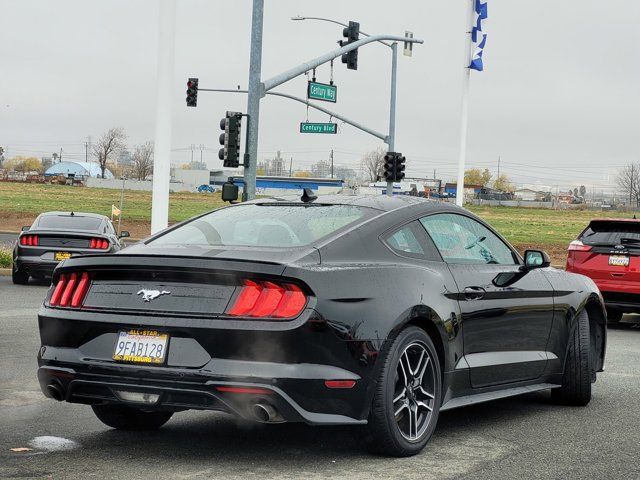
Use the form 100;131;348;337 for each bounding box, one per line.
55;252;71;261
113;329;169;364
609;255;629;267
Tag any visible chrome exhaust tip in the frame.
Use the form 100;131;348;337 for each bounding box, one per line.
252;403;280;423
46;382;64;401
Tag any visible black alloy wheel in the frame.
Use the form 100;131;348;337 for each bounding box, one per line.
366;326;442;457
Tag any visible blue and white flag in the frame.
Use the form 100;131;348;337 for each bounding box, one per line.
470;0;488;71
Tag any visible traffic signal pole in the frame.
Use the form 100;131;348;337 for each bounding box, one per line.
244;0;265;202
386;42;398;197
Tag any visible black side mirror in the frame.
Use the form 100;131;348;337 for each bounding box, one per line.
119;231;130;238
21;226;30;232
523;249;551;270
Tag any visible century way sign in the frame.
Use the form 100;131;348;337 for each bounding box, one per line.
307;81;337;103
299;122;338;134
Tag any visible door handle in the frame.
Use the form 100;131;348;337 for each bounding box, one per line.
464;286;486;300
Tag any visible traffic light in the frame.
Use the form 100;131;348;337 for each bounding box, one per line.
383;152;406;182
218;112;242;168
186;78;198;107
340;21;360;70
383;152;395;181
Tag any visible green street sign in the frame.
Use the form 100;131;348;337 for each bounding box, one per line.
307;81;337;103
299;122;338;134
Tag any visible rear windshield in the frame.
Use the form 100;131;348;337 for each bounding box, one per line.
150;204;373;247
36;215;102;231
580;221;640;246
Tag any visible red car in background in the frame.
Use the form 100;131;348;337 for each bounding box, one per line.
566;218;640;324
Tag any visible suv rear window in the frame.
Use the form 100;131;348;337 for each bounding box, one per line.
580;220;640;246
36;215;102;231
150;204;373;247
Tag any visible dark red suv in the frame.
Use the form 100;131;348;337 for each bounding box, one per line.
566;218;640;324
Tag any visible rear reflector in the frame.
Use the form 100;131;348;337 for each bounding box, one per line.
325;380;356;389
49;272;91;308
20;235;39;246
215;386;273;395
227;280;308;319
568;240;592;252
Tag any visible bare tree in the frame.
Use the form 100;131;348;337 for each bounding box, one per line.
131;141;154;180
361;147;386;182
93;127;127;178
617;163;640;207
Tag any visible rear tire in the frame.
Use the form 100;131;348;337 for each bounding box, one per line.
605;308;622;325
365;326;442;457
92;404;173;430
551;309;592;406
12;268;29;285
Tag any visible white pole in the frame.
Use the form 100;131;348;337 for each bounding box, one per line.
151;0;176;234
455;0;475;207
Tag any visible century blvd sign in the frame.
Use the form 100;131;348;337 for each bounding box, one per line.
307;81;337;103
299;122;338;134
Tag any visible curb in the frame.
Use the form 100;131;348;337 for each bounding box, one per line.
0;268;11;276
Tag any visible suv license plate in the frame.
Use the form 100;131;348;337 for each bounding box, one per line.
113;330;169;364
609;255;629;267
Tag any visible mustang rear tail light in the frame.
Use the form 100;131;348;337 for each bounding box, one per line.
20;235;39;246
49;272;91;308
227;280;307;319
568;240;592;252
90;238;109;249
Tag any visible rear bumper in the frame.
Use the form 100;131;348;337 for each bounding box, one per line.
37;355;366;425
600;291;640;313
14;256;59;278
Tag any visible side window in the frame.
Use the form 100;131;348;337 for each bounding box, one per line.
386;226;425;256
419;213;516;265
383;222;441;261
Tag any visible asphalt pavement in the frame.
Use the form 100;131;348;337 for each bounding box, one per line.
1;276;639;480
0;232;17;247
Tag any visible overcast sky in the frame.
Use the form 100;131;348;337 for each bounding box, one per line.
1;0;639;190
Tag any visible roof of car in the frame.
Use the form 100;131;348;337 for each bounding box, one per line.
589;218;640;223
250;194;460;213
38;211;108;220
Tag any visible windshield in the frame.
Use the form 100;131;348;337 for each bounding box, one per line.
150;204;374;247
36;215;102;231
580;221;640;246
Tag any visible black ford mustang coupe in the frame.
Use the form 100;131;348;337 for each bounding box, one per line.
13;211;128;284
37;195;606;456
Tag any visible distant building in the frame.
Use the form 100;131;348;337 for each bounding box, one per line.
443;183;483;196
311;160;331;178
44;161;113;179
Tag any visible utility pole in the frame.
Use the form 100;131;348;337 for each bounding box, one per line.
84;141;88;162
59;148;63;162
190;144;195;163
150;0;176;234
330;149;334;178
497;155;500;179
244;0;265;201
118;176;125;235
199;144;204;164
289;157;293;177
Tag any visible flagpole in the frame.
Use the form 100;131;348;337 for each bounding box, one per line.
455;0;476;207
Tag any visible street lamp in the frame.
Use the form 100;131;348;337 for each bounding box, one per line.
291;15;409;196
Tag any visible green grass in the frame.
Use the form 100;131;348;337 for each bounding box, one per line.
0;248;11;268
466;205;631;247
0;182;225;223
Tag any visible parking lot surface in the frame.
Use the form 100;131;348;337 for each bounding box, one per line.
1;276;639;480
